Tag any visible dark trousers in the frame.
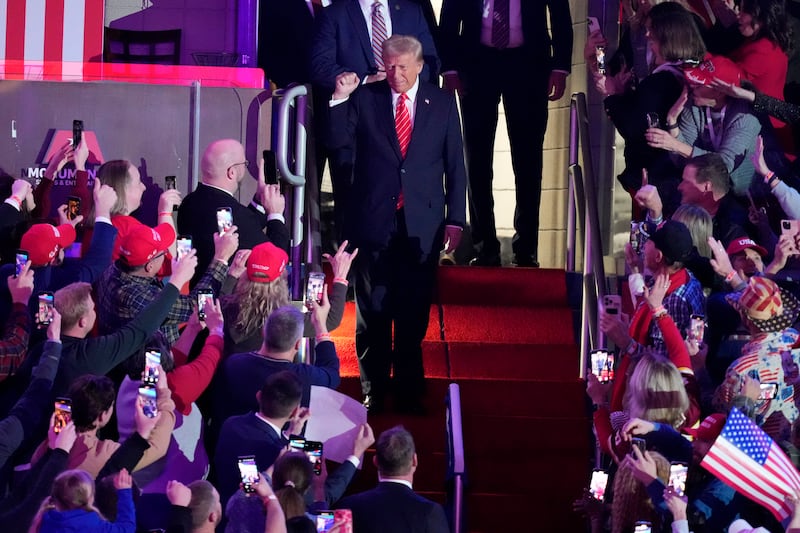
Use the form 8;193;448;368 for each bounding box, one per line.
460;45;550;259
353;212;437;400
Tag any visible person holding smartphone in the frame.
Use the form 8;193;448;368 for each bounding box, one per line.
0;260;35;382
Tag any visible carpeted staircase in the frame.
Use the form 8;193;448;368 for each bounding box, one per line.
329;265;591;532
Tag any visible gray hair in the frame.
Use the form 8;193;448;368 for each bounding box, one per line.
383;34;423;63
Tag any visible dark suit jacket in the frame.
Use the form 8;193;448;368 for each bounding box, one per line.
310;0;440;91
438;0;573;73
327;81;466;257
258;0;315;87
336;481;449;533
213;412;287;507
177;183;289;286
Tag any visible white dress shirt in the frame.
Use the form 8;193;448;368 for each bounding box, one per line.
359;0;393;42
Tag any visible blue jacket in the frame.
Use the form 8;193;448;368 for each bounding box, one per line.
38;488;135;533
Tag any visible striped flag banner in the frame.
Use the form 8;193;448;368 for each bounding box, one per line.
1;0;104;77
701;408;800;521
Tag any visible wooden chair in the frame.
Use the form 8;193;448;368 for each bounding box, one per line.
103;27;182;65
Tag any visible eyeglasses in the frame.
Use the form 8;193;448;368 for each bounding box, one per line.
227;160;249;173
148;251;167;264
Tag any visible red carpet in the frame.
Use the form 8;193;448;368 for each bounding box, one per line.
329;266;590;532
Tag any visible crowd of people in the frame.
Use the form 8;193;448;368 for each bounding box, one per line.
0;121;451;531
579;0;800;531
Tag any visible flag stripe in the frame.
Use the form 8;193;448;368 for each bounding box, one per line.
62;0;86;62
24;0;46;60
703;451;789;511
83;0;104;61
44;0;65;62
0;1;8;60
6;0;27;60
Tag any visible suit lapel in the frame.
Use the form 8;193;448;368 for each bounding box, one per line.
347;0;375;68
407;83;432;157
373;84;403;161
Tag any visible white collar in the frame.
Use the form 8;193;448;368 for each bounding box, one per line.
254;412;284;438
202;182;235;197
378;476;413;489
391;77;420;103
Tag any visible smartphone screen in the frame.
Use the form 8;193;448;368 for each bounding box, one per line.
37;292;54;328
144;350;161;386
596;45;606;75
668;463;688;497
589;469;609;502
306;272;326;307
315;511;336;532
139;385;158;418
688;314;705;343
67;196;81;221
289;437;305;452
197;289;213;320
590;349;614;383
54;398;72;434
263;150;279;185
634;522;652;533
165;176;176;190
238;455;259;493
176;236;192;261
72;119;83;148
759;383;779;400
305;441;323;476
631;437;646;455
216;207;233;234
15;250;28;277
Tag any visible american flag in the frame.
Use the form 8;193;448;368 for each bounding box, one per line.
701;408;800;521
1;0;104;72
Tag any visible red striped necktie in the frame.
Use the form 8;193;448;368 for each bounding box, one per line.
395;92;411;158
371;1;388;70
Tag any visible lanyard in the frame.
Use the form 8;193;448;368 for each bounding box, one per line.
705;105;726;151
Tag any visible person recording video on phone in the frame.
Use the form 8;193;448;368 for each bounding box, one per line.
178;139;290;288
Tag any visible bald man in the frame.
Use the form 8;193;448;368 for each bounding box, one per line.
178;139;290;286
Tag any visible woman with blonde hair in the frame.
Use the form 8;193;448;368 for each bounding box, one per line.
671;205;712;259
624;352;690;429
221;241;356;355
29;468;135;533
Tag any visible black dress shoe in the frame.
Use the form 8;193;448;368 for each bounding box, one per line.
512;254;539;268
363;394;384;414
468;254;501;267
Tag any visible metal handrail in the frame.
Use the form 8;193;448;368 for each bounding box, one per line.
446;383;466;533
274;84;309;301
566;93;607;380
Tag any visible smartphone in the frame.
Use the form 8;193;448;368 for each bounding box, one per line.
139;385;158;418
197;289;213;321
176;235;192;261
590;349;615;383
603;295;622;317
596;45;606;75
589;469;609;502
634;522;652;533
313;509;352;532
237;455;259;494
14;250;28;278
631;437;646;455
668;462;688;497
306;272;326;307
72;119;83;148
67;196;81;221
688;314;705;344
759;383;779;400
143;349;161;386
587;16;601;34
37;292;54;328
630;221;643;255
305;440;323;476
289;437;306;452
782;220;799;254
165;175;176;190
216;207;233;234
646;112;661;129
263;150;279;185
53;397;72;434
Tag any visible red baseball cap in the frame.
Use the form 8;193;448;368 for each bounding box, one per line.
118;223;176;266
684;54;742;87
726;238;768;258
684;413;726;441
20;223;76;265
247;242;288;282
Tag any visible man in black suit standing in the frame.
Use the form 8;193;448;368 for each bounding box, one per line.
213;370;309;509
178;139;289;286
336;425;449;532
327;35;466;413
439;0;573;267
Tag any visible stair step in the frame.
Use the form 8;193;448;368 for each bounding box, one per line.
441;305;575;344
462;416;591;455
455;379;589;418
336;339;449;379
448;342;578;381
464;492;586;532
437;266;569;307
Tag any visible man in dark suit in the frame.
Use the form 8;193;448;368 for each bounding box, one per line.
327;35;466;413
336;425;449;532
177;139;290;286
213;370;309;509
439;0;573;267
